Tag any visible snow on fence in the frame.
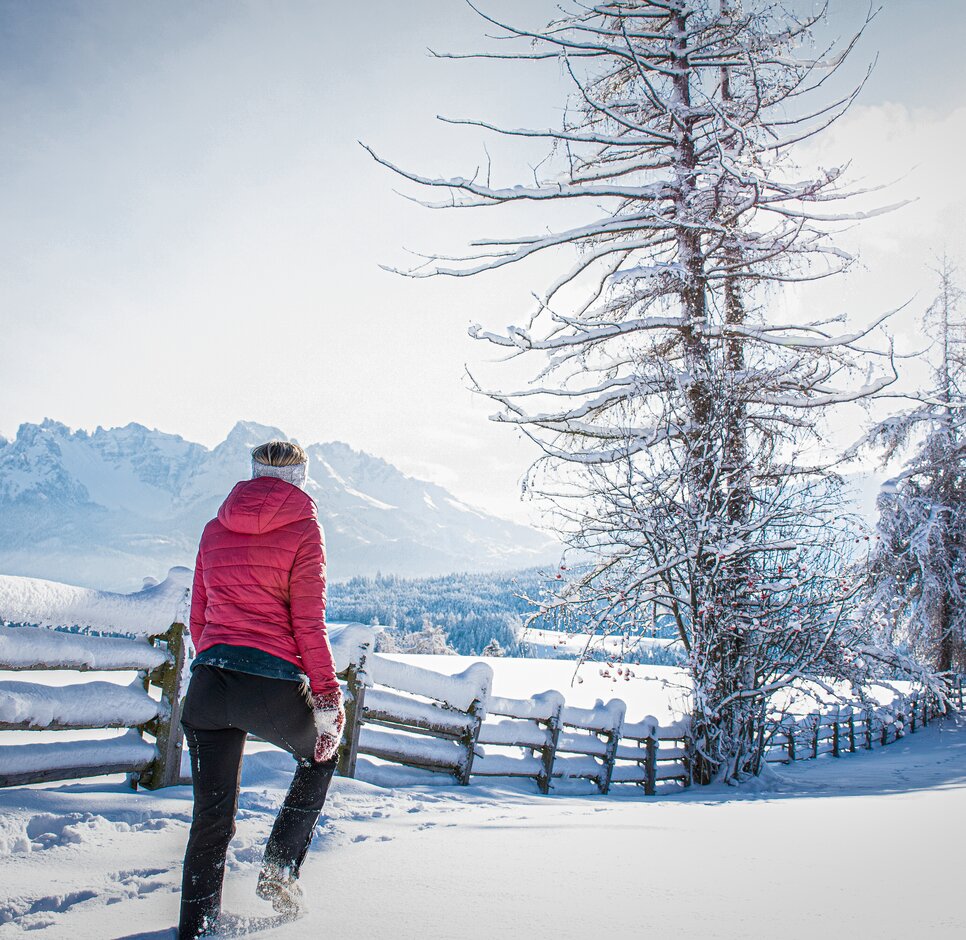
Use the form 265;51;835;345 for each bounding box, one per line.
0;570;191;789
334;630;690;795
2;571;963;794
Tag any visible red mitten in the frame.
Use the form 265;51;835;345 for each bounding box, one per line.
312;688;346;762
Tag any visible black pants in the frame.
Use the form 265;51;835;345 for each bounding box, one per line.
179;665;337;939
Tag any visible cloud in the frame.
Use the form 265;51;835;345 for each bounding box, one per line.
793;101;966;263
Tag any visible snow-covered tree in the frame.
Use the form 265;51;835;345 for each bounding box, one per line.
378;618;459;655
482;637;506;657
374;628;402;653
864;258;966;673
369;1;914;780
407;622;459;655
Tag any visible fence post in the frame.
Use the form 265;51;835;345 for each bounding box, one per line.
848;712;856;753
643;734;657;796
786;721;796;763
681;721;693;787
458;694;486;786
598;711;624;795
909;695;917;734
537;700;562;795
141;622;187;790
811;713;820;759
864;709;874;750
831;714;840;758
337;659;367;779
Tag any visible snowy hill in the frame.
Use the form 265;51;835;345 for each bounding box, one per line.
0;419;557;590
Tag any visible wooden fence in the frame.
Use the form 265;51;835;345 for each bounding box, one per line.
764;683;958;765
334;630;690;794
0;621;187;788
332;635;963;792
2;603;964;793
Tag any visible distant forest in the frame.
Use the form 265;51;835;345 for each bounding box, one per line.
327;568;546;656
327;568;681;664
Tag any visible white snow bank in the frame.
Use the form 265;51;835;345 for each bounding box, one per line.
478;718;550;748
363;689;475;734
472;751;544;776
0;680;163;730
561;698;626;732
0;718;963;938
359;726;465;770
395;655;690;725
488;690;564;721
0;812;31;855
522;626;684;660
0;568;190;636
0;625;169;672
620;715;660;739
0;731;156;777
327;623;375;674
365;655;492;713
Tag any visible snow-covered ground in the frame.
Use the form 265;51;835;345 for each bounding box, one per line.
518;625;684;662
1;713;963;939
0;574;956;938
386;653;690;722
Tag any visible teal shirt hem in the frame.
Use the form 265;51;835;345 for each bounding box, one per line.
192;643;306;683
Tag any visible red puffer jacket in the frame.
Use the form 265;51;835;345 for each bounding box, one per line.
189;476;338;696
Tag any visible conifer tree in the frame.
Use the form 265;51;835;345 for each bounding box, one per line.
865;258;966;673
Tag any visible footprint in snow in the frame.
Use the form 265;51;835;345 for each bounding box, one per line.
111;867;168;880
0;889;99;925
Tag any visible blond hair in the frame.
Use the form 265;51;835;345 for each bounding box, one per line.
251;440;307;467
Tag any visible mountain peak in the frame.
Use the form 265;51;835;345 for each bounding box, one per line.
19;418;74;441
221;420;290;448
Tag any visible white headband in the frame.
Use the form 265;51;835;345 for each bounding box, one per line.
251;459;309;491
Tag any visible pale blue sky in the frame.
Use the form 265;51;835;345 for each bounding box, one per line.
1;1;964;519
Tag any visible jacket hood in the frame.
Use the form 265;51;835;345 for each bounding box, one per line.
217;477;317;535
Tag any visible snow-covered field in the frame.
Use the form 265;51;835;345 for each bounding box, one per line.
387;652;690;722
1;714;963;939
0;573;958;939
518;625;684;662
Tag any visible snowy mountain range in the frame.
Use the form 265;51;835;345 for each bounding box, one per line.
0;419;558;591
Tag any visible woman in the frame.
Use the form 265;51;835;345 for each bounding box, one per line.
179;440;345;939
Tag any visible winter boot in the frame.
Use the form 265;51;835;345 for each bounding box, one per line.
256;864;305;916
